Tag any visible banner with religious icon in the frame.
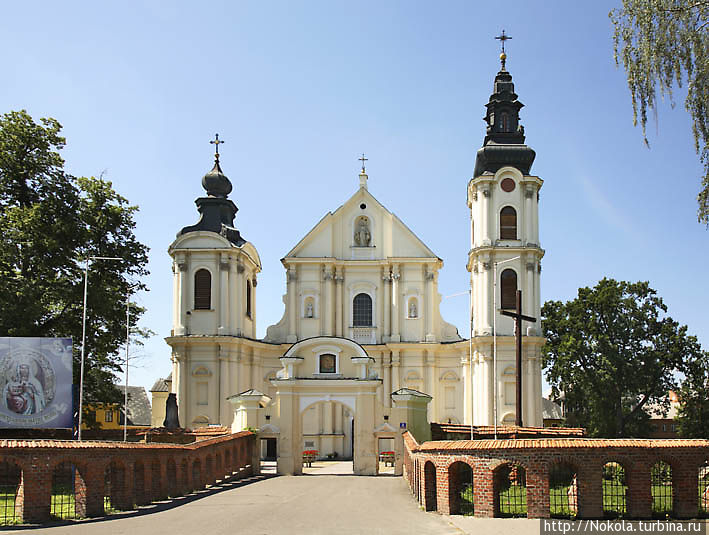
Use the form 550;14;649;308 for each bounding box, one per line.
0;337;73;428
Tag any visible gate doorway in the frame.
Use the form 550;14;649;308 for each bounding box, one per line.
261;438;277;461
301;400;354;475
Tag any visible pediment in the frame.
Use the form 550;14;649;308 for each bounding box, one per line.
285;187;439;261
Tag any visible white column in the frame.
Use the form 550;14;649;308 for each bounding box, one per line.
462;354;472;425
480;186;491;244
383;352;391;407
391;350;400;392
172;262;180;334
525;258;535;320
425;268;435;342
250;277;257;338
534;264;541;333
481;259;492;334
229;259;238;334
287;267;297;343
335;267;343;337
390;265;400;342
425;350;436;421
323;402;333;434
335;403;343;434
324;267;333;335
218;255;229;335
178;257;189;335
237;351;247;394
236;261;244;336
532;185;540;245
176;348;188;423
382;270;391;341
219;349;231;425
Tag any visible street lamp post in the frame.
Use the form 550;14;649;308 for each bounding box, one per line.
78;256;122;441
492;255;520;440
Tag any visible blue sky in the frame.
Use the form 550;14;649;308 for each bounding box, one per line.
2;1;707;396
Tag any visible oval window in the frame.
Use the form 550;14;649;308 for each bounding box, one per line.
501;178;516;192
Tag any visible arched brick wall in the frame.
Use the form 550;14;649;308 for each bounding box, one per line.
402;432;709;520
0;431;255;524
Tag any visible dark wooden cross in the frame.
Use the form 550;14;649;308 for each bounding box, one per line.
358;153;368;173
501;289;536;427
210;133;225;160
495;29;511;53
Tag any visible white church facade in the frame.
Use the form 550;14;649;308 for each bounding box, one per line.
158;58;545;475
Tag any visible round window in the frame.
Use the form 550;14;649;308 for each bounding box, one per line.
360;203;367;209
501;178;516;192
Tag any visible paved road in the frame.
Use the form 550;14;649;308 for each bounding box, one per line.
13;462;544;535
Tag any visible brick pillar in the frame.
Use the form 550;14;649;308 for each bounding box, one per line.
577;462;602;519
134;462;149;506
113;461;134;511
674;461;698;519
20;462;51;523
527;462;549;519
250;435;260;476
81;463;105;517
154;459;167;501
627;462;652;519
475;464;494;518
180;458;191;495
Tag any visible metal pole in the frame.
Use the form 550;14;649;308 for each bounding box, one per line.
515;290;523;428
124;296;129;442
493;261;498;440
78;258;90;441
469;283;474;442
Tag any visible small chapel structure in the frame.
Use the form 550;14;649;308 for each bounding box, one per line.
157;52;545;475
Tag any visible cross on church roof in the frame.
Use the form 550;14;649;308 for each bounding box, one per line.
359;153;368;173
495;30;512;70
210;133;225;161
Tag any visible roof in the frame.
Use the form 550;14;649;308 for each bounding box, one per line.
150;372;172;392
542;397;563;420
118;386;152;426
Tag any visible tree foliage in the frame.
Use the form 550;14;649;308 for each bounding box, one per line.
542;278;707;437
610;0;709;224
675;357;709;438
0;110;150;407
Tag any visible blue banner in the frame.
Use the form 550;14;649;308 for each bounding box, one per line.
0;337;73;428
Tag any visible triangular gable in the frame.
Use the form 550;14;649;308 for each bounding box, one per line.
285;187;440;261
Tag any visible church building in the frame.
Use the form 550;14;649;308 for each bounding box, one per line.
159;53;545;475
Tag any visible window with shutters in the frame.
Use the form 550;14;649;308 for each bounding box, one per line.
501;269;517;310
352;293;372;326
194;269;211;310
500;206;517;240
246;280;252;318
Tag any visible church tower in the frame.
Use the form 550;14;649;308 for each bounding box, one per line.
166;138;262;427
466;47;545;427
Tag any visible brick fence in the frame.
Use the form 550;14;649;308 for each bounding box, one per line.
0;431;256;523
403;431;709;519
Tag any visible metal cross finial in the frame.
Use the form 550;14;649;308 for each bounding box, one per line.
210;133;225;160
495;29;511;54
358;153;368;173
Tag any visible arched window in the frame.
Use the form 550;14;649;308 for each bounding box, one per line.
501;112;509;132
353;293;372;326
501;269;517;310
500;206;517;239
246;280;252;318
194;269;211;310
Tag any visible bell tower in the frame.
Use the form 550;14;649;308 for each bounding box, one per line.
465;44;545;427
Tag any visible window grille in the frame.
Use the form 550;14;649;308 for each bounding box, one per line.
699;462;709;518
602;462;627;518
353;293;372;326
194;269;211;309
651;461;673;518
105;409;113;422
51;462;79;519
549;464;578;519
0;462;20;525
496;464;527;517
500;206;517;239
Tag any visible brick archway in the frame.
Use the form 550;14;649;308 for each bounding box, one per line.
424;461;437;512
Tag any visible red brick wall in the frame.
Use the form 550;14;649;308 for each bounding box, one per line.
0;431;255;524
402;433;709;520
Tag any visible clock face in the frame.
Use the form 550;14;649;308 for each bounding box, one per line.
501;178;516;192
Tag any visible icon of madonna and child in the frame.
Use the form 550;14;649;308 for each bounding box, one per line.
1;354;53;416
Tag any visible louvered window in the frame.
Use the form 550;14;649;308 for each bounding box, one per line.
500;206;517;240
194;269;211;310
353;293;372;326
501;269;517;310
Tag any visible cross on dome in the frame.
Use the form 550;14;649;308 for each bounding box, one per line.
358;153;368;173
210;133;225;161
495;30;512;70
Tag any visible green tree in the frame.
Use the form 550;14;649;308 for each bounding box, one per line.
542;278;707;437
0;109;150;410
675;358;709;438
610;1;709;224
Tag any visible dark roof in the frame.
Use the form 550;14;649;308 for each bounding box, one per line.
118;386;152;426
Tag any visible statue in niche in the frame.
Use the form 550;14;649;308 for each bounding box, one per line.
305;300;314;318
408;299;417;318
354;217;371;247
